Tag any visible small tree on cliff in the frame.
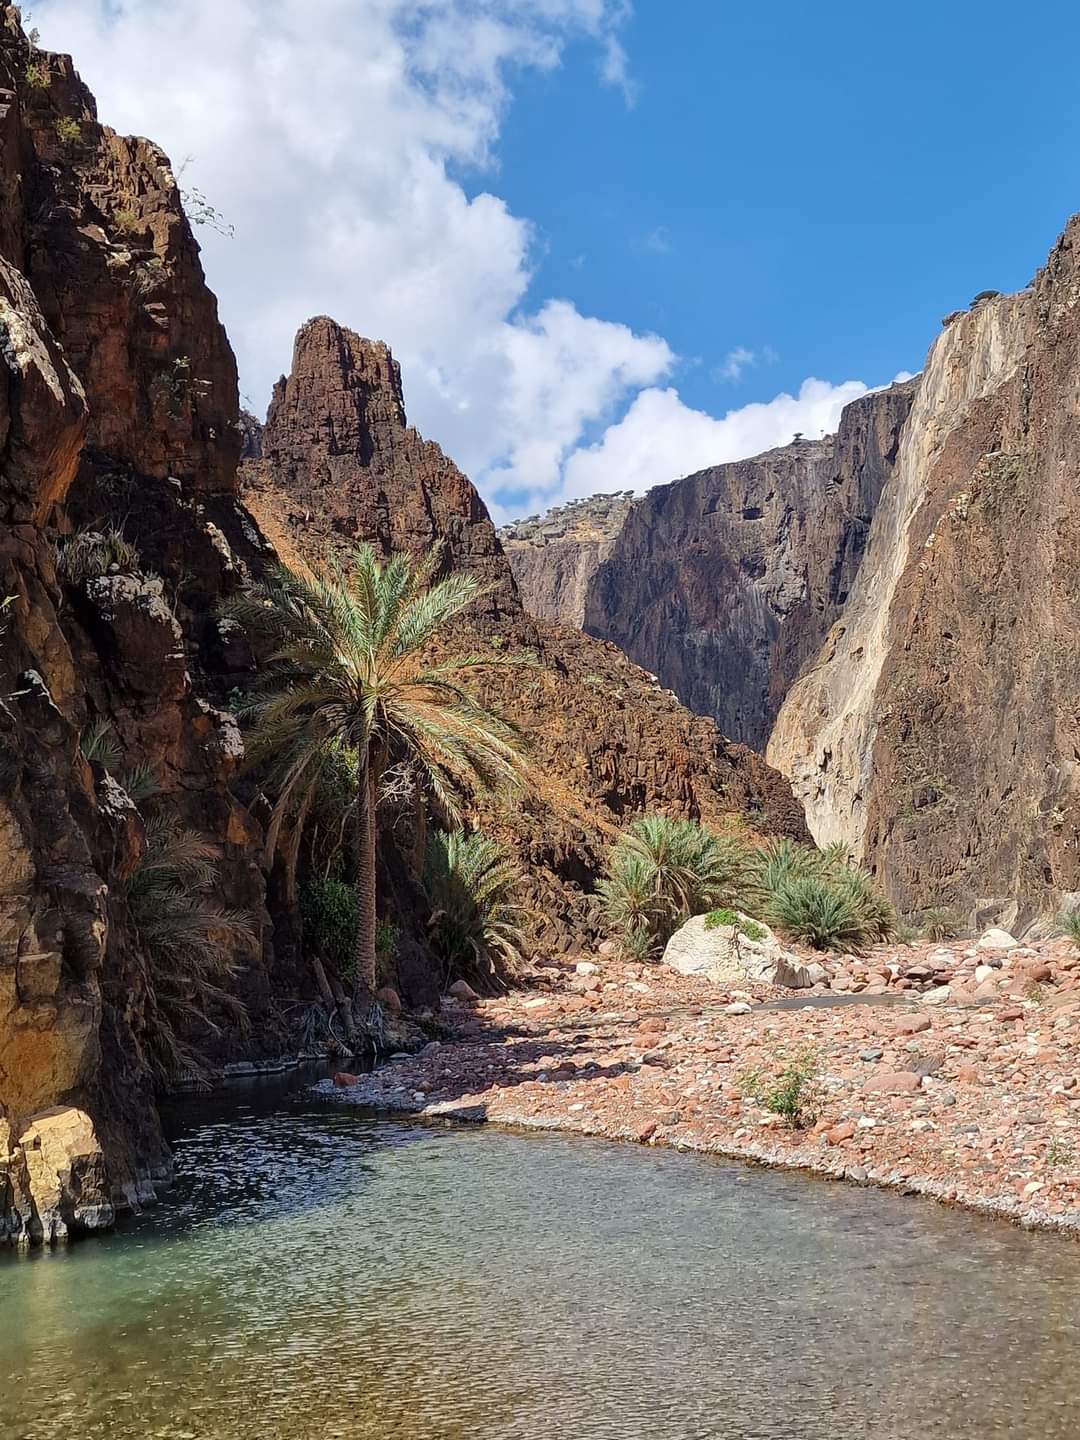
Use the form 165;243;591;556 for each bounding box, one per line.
221;545;527;1027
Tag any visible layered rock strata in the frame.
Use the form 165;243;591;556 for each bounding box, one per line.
499;491;633;627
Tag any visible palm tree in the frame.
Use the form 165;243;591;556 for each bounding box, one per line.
221;545;527;1024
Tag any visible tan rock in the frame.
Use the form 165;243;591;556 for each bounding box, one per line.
13;1107;113;1245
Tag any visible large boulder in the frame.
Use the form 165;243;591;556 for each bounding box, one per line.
2;1107;114;1245
661;912;817;989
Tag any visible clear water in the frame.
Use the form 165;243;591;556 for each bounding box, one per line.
2;1086;1079;1439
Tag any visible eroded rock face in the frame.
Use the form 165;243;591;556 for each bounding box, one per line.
0;9;283;1236
2;1106;114;1245
582;382;917;749
770;217;1080;925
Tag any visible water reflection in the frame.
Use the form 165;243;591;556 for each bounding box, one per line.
2;1087;1078;1438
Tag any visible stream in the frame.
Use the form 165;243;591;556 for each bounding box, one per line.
2;1080;1078;1438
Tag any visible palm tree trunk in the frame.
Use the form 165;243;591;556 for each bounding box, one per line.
353;755;378;1008
412;785;428;875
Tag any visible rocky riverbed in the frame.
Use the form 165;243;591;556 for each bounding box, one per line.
331;933;1080;1232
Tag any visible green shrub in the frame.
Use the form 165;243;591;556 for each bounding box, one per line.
300;874;358;976
113;206;140;235
740;1049;821;1128
765;875;868;952
597;815;750;958
57;525;140;584
740;839;893;952
704;908;766;942
425;829;526;987
55;116;80;144
1059;912;1080;951
300;875;397;981
25;59;49;89
921;906;959;942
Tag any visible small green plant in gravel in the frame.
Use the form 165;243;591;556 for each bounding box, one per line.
740;1049;821;1130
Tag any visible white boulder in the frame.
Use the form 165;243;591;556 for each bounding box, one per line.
661;912;817;989
977;928;1019;951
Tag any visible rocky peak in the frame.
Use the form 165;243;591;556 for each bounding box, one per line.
243;316;524;632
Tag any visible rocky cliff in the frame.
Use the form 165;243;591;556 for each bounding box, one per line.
580;381;917;750
770;220;1080;927
0;10;302;1242
241;324;810;957
499;491;633;627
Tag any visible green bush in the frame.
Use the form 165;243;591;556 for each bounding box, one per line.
704;908;766;942
300;874;358;975
113;205;140;235
25;59;49;89
597;815;750;958
1059;911;1080;951
921;906;959;942
741;839;894;952
740;1049;820;1128
57;525;140;585
55;116;80;143
425;828;526;987
765;875;868;952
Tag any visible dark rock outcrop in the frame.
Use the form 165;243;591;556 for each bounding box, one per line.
0;9;284;1236
581;381;917;749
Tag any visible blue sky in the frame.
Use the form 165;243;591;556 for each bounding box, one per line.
497;0;1076;419
35;1;1080;520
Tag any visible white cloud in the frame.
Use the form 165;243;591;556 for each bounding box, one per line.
716;346;757;382
550;378;874;509
36;0;887;523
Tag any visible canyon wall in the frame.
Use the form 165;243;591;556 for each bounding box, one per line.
580;381;916;749
500;492;633;627
771;221;1080;926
